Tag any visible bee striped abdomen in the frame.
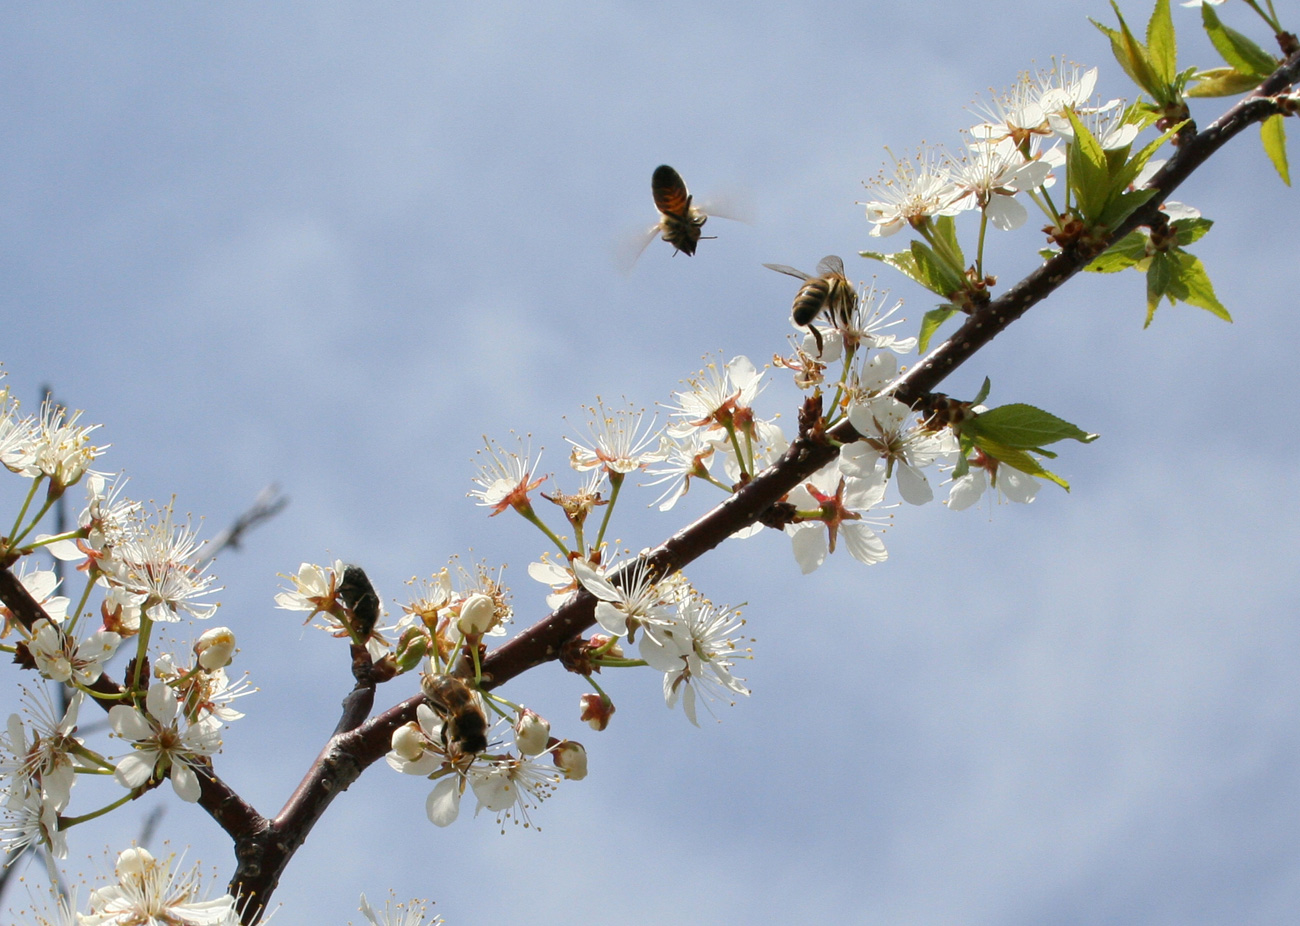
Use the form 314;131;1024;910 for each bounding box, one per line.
651;164;692;217
791;277;833;326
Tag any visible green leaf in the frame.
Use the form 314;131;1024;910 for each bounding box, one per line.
971;377;992;407
1187;66;1266;97
971;436;1070;491
1093;6;1163;100
930;214;965;268
1201;3;1278;78
1261;114;1291;186
1124;100;1166;130
910;240;965;296
1165;250;1232;322
1146;0;1177;85
861;248;927;289
1086;231;1147;272
1145;251;1174;326
1112;122;1182;193
1171;217;1213;245
917;306;956;354
1066;110;1110;223
964;403;1098;450
1098;186;1162;230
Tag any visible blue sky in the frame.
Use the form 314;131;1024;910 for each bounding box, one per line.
3;2;1299;923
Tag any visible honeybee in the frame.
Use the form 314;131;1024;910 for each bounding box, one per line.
762;255;857;353
623;165;746;268
421;673;489;755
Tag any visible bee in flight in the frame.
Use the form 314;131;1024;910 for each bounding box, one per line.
762;255;857;354
623;165;746;268
421;673;489;755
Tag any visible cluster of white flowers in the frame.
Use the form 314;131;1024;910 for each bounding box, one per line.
862;63;1127;237
0;686;84;860
0;381;256;886
387;695;585;832
575;559;751;726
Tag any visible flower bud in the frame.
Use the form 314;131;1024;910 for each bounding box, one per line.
456;593;496;636
391;721;425;762
589;634;624;659
194;627;236;670
513;708;551;756
579;692;615;731
394;627;430;673
114;846;156;880
552;741;588;780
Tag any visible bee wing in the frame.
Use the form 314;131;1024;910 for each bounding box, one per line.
816;255;846;278
762;263;812;281
696;191;754;225
616;222;664;274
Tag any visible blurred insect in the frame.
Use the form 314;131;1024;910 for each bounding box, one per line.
762;255;857;354
421;673;489;755
623;165;747;268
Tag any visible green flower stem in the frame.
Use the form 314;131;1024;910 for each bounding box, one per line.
582;673;612;702
725;425;749;478
69;741;118;772
65;574;97;636
130;617;154;695
515;502;571;558
916;220;967;281
60;788;138;827
593;470;624;551
470;642;484;687
592;657;648;669
976;210;990;279
481;690;514;720
6;478;44;548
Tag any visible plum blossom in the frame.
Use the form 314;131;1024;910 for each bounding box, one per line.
573;557;675;637
639;595;751;726
844;396;958;505
567;399;664;474
785;464;891;574
859;148;962;237
109;682;222;803
81;846;236;926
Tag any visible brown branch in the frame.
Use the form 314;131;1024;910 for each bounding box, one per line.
170;51;1300;923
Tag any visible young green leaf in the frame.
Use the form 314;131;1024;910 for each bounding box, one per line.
970;435;1071;491
917;306;958;354
1146;0;1177;85
1187;66;1266;98
1164;250;1231;322
1201;3;1278;79
1066;110;1110;224
1094;5;1164;101
1261;113;1291;186
1172;217;1214;246
1086;231;1147;273
963;403;1098;450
